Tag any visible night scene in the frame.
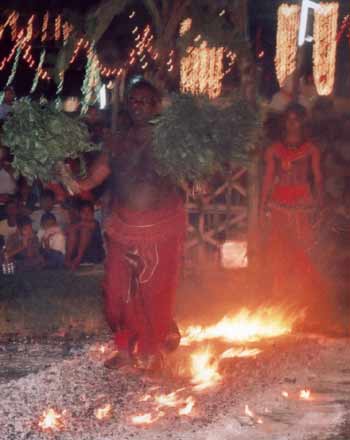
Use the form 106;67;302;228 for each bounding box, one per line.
1;0;350;439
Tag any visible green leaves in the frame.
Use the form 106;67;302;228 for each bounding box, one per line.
1;99;100;182
152;93;261;183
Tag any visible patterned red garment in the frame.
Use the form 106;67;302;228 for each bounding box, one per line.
103;194;186;357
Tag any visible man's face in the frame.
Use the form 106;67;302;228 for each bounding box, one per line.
81;207;94;222
285;112;302;138
21;224;33;239
127;87;157;125
40;196;54;212
4;89;15;105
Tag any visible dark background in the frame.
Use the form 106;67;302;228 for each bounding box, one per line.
1;0;350;99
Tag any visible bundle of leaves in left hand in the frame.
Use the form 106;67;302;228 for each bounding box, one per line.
152;93;261;184
1;99;100;182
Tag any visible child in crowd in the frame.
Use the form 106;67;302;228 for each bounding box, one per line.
65;200;105;271
39;213;66;269
0;198;18;244
31;189;66;231
4;215;42;270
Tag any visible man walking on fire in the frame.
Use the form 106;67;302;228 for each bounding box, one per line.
72;80;186;372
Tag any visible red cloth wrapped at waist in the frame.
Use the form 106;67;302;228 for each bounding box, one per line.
104;194;186;245
271;183;313;207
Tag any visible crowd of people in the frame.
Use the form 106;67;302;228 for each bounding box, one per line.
0;86;106;274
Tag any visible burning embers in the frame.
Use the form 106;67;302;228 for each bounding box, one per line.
38;408;66;431
129;306;301;426
36;305;304;430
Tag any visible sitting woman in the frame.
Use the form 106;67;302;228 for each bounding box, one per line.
65;200;105;270
4;215;42;270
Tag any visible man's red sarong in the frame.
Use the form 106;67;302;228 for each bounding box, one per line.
103;195;186;357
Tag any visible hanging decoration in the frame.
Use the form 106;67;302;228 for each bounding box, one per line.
10;12;19;41
81;43;101;114
313;2;339;96
6;46;22;87
30;49;46;94
180;41;224;99
26;15;35;42
55;15;62;42
275;4;300;88
41;12;49;43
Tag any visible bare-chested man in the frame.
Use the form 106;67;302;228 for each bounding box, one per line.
75;81;186;371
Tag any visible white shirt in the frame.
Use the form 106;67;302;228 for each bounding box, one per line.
31;205;67;231
39;225;66;255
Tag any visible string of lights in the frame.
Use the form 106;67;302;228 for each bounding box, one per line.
313;2;338;96
275;4;300;88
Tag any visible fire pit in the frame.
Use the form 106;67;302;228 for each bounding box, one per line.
0;304;349;440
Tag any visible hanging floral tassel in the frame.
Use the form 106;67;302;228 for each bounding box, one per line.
313;2;338;96
30;49;46;94
6;45;22;87
274;4;300;88
81;43;101;114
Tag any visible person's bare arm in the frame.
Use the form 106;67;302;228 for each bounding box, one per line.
78;152;111;192
311;145;323;206
260;146;276;213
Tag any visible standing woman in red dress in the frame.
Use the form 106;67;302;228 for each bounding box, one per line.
260;103;325;310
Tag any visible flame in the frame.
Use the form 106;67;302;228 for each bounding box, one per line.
139;394;152;402
38;408;65;431
178;396;195;416
220;347;262;360
282;391;289;398
155;392;181;408
95;404;112;420
300;389;311;400
99;345;106;354
181;306;299;346
131;412;164;425
245;404;254;418
190;347;222;391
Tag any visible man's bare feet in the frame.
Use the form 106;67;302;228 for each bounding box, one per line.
104;352;131;369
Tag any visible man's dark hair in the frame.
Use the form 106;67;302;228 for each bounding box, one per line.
79;200;94;211
127;79;161;106
40;189;55;201
283;102;307;121
40;212;57;225
16;215;32;229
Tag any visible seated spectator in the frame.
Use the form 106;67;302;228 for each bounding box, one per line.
0;198;18;244
16;177;38;215
31;189;66;231
4;215;42;270
0;86;15;121
0;146;17;220
39;213;66;269
65;200;105;270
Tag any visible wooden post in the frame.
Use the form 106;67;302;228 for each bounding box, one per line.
247;151;261;268
111;77;119;134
